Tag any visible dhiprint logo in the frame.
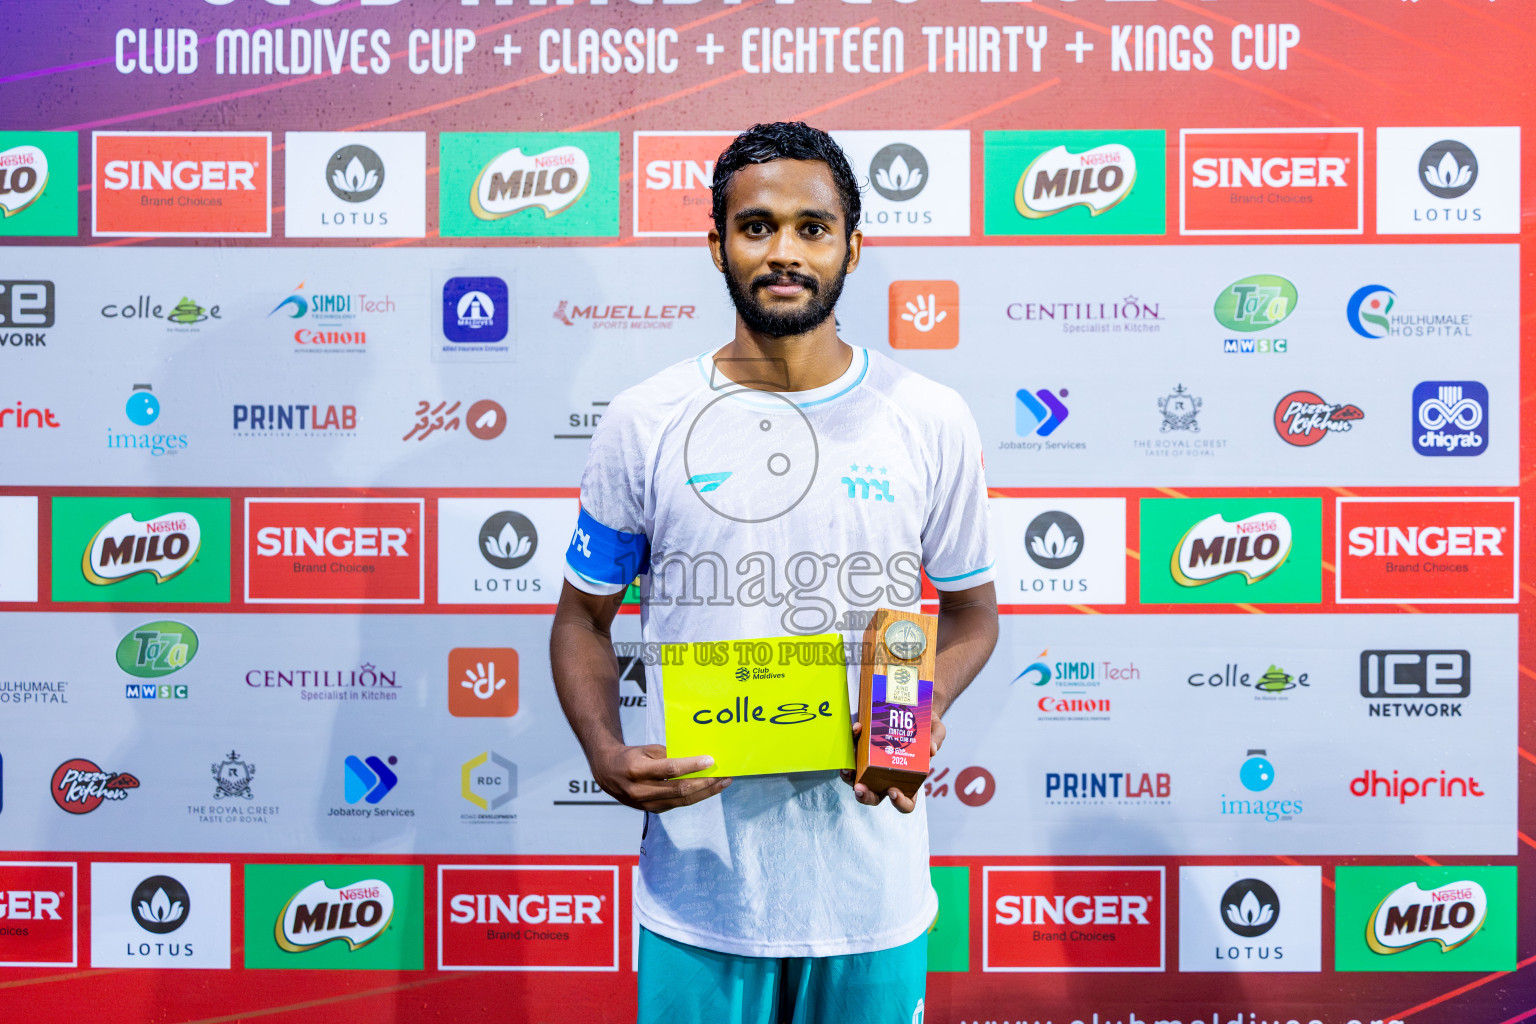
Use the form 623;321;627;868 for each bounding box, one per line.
870;143;928;202
1418;140;1477;200
1412;381;1487;456
443;277;508;344
343;755;398;805
448;648;519;718
326;145;384;203
888;281;959;349
1221;878;1279;938
479;512;537;570
1214;275;1296;332
1347;285;1396;338
1274;390;1364;446
130;875;189;935
1015;388;1068;437
1024;512;1082;570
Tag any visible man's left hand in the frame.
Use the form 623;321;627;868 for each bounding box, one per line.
840;716;945;814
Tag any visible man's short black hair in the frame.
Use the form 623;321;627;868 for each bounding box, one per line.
710;122;861;240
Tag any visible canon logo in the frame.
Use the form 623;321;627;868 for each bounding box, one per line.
255;526;408;558
1347;525;1502;558
448;893;603;925
1191;157;1347;189
994;894;1150;927
102;160;257;192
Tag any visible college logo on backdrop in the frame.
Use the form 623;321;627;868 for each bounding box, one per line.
1337;498;1515;604
283;132;426;239
438;866;619;970
50;497;231;604
1412;381;1487;457
1180;128;1363;234
984;130;1165;236
1139;498;1321;605
888;280;959;349
245;498;423;604
93;132;271;236
0;862;76;967
89;863;231;969
632;131;736;236
990;498;1127;605
439;132;618;237
0;132;78;237
1178;866;1322;973
833;130;971;237
245;865;423;970
1335;867;1513;972
984;867;1163;971
1376;127;1520;234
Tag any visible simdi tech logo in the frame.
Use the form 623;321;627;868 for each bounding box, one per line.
244;498;424;604
244;865;423;970
50;497;231;604
1335;866;1513;972
1180;128;1363;235
439;132;618;237
0;132;78;237
1139;498;1321;605
633;130;737;237
984;130;1165;236
1336;498;1516;604
437;865;620;971
93;132;271;237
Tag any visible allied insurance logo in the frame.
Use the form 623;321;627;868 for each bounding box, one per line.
439;132;618;238
1180;128;1363;235
244;498;424;604
985;130;1165;236
93;132;271;237
1139;498;1322;605
437;865;619;971
984;866;1164;972
633;131;737;237
1337;498;1517;604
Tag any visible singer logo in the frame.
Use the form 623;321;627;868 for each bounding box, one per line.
83;512;201;586
1337;498;1516;603
438;865;619;970
245;498;423;604
0;862;76;967
984;866;1164;972
634;131;736;236
93;132;271;237
1180;128;1363;235
277;878;394;953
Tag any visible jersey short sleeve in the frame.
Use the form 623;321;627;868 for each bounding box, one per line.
920;392;995;592
564;392;652;596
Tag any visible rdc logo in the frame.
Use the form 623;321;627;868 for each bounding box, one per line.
1412;380;1487;457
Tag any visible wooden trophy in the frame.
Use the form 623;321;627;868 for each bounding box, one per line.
855;608;938;800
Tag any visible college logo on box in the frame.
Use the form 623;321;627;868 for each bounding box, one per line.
440;132;618;237
888;280;959;349
89;862;231;969
833;130;971;237
438;865;619;971
0;862;76;967
245;498;424;604
0;495;39;602
245;864;423;970
93;132;271;237
985;130;1165;236
1376;127;1520;234
984;867;1163;971
1139;498;1321;605
1335;866;1514;972
1412;380;1487;457
1337;498;1516;604
0;132;78;237
283;131;427;239
1180;128;1362;234
990;498;1127;605
1178;866;1322;973
50;497;231;604
633;131;737;237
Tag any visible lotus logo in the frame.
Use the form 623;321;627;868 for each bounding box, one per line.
1220;878;1280;938
1368;880;1487;954
869;143;928;202
1172;512;1292;587
1346;284;1396;339
1417;140;1477;200
0;145;48;217
472;145;590;220
1024;511;1083;570
478;511;537;570
325;145;385;203
131;875;190;935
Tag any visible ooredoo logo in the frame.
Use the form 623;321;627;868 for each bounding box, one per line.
50;758;140;814
437;865;619;970
93;132;271;237
0;862;76;967
633;131;736;237
1180;128;1363;235
1337;498;1516;604
245;498;423;604
984;866;1164;972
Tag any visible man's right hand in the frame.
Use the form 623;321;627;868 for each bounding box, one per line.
591;744;732;812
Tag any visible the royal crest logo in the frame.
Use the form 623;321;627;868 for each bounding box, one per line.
277;878;395;953
0;145;48;217
1172;512;1293;587
1015;143;1136;218
471;146;589;221
212;750;255;800
83;512;201;586
1274;390;1364;446
1157;384;1201;433
51;758;140;814
1368;880;1487;955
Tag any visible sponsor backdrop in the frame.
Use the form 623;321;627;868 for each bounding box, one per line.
0;2;1530;1023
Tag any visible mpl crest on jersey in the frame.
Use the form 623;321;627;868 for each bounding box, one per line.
277;879;394;953
1172;512;1292;586
1015;144;1136;218
472;146;590;220
0;145;48;217
83;512;201;585
1368;880;1487;954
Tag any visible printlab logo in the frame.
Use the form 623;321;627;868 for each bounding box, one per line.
1418;140;1477;200
130;875;189;935
51;758;140;814
343;755;399;805
1347;285;1396;338
1221;879;1280;938
212;750;256;800
1157;384;1201;433
870;143;928;201
448;648;519;718
326;145;384;203
1412;381;1487;457
1274;390;1363;446
0;132;78;237
888;280;959;349
1015;388;1069;437
1024;512;1082;571
479;512;536;570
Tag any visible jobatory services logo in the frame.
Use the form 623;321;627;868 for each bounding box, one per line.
1360;649;1471;718
460;751;517;823
440;132;618;237
1336;498;1517;604
633;131;736;236
983;867;1164;972
50;497;230;604
115;621;198;679
1013;387;1069;438
833;130;971;236
0;132;78;237
1376;127;1520;234
448;648;519;718
0;862;76;967
50;758;140;814
1139;498;1322;605
1178;866;1322;973
245;498;424;604
985;130;1165;236
1180;128;1363;234
438;865;620;971
1335;866;1513;971
1412;381;1487;456
93;132;271;237
0;279;54;349
343;755;400;806
245;865;423;970
1274;390;1364;446
990;498;1127;605
888;280;959;349
89;863;232;969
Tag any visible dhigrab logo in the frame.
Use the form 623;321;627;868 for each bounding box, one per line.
1412;381;1487;456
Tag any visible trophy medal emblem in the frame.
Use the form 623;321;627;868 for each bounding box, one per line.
855;608;938;799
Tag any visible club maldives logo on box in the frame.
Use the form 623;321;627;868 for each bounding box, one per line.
0;132;78;237
245;498;423;604
1335;866;1514;972
93;132;271;237
50;497;231;604
438;865;619;971
633;131;737;237
984;130;1165;236
0;862;76;967
440;132;618;238
1180;128;1363;235
983;866;1164;972
1139;498;1322;605
1337;498;1517;604
245;864;423;970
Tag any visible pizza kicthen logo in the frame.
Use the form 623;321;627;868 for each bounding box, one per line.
83;512;201;585
51;758;140;814
1172;512;1291;587
277;878;394;953
473;145;590;220
1015;143;1136;218
1274;390;1363;446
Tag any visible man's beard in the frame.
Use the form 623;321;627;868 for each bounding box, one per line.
722;248;850;338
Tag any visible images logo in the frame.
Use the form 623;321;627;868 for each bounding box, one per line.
985;130;1165;236
246;865;422;970
1139;498;1321;605
1336;866;1513;972
51;758;139;814
1181;128;1362;234
1015;388;1068;437
93;132;270;237
1220;749;1304;823
442;277;508;343
449;648;519;718
115;621;198;678
889;280;959;349
1418;140;1477;200
1274;390;1364;446
1347;285;1396;338
1337;498;1516;604
1171;511;1291;587
343;756;398;805
0;132;78;237
245;498;423;604
438;865;619;970
984;867;1164;971
440;132;618;237
83;512;200;585
1214;275;1296;332
479;512;536;570
1412;381;1487;456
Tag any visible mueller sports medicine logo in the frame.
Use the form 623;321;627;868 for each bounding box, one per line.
551;300;696;330
1360;650;1471;719
1171;512;1291;587
472;145;589;220
245;499;423;604
1015;143;1136;218
51;758;140;814
277;878;394;953
1337;498;1516;604
1180;128;1363;234
438;865;619;970
1368;880;1487;955
1413;381;1487;456
93;132;271;237
83;512;201;586
984;867;1164;972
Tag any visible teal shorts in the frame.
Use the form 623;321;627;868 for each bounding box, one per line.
636;927;927;1024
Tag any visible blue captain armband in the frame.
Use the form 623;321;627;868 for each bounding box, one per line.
568;505;650;585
